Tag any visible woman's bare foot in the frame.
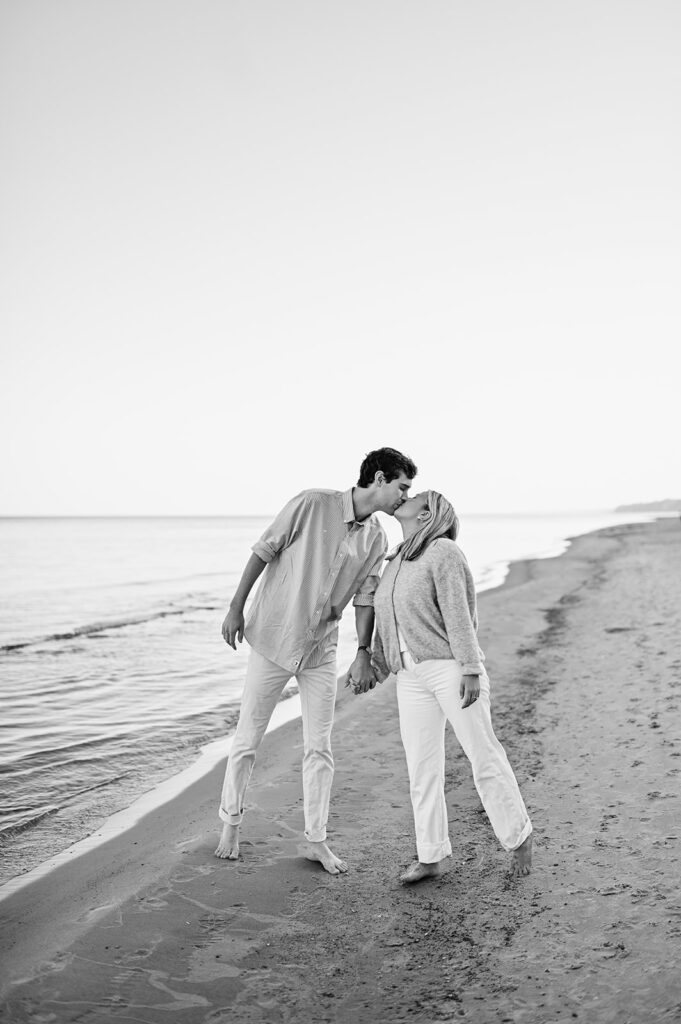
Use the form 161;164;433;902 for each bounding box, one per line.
303;841;348;875
400;860;443;884
510;832;533;877
215;823;240;860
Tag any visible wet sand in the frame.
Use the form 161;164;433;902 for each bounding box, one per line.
1;518;680;1023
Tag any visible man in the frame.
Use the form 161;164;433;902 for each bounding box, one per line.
215;447;417;874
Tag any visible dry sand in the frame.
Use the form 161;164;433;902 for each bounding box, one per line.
1;518;680;1023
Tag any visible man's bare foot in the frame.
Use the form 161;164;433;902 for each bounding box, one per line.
510;832;533;877
400;860;443;884
215;823;240;860
303;840;348;875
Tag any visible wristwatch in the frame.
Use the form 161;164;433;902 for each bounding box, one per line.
357;645;372;654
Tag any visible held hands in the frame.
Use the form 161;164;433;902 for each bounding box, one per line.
344;650;379;695
460;673;480;709
221;607;245;650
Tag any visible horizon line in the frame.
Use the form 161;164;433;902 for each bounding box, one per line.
0;507;657;520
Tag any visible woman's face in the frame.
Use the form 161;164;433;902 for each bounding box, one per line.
394;491;429;522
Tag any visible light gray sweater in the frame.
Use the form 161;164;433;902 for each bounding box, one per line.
372;538;485;678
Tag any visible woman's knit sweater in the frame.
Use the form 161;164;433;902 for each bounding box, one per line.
372;537;485;679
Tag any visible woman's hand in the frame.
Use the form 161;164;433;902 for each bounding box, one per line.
460;673;480;708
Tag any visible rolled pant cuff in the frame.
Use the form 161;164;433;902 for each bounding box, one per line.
304;828;327;843
416;839;452;863
508;821;533;853
219;807;243;826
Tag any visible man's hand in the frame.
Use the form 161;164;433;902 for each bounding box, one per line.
346;650;378;695
222;607;245;650
220;554;266;651
460;673;480;709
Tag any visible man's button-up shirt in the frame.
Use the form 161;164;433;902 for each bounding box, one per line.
244;488;388;673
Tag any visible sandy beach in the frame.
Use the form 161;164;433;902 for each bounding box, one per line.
1;517;680;1023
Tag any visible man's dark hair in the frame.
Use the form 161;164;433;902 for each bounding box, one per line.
357;447;418;488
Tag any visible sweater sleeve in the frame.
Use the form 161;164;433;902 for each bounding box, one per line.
433;542;484;675
371;628;392;684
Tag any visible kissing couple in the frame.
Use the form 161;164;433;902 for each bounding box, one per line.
216;447;532;882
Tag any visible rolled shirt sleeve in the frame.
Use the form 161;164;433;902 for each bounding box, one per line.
352;548;387;607
251;492;310;564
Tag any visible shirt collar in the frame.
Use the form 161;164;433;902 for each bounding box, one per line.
342;487;366;527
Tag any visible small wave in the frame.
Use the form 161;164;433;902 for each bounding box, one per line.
0;603;220;655
124;571;229;588
0;804;60;838
58;570;230;593
0;702;243;775
0;731;138;771
67;771;134;800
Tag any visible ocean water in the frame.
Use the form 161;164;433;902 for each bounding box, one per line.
0;510;655;885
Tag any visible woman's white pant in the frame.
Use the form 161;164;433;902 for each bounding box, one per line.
219;649;337;843
396;656;532;863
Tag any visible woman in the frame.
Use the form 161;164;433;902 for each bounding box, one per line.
365;490;532;883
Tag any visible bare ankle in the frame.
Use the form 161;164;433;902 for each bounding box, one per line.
215;822;241;860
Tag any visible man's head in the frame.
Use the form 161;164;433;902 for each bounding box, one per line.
356;447;418;516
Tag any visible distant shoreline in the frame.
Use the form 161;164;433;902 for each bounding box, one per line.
615;500;681;512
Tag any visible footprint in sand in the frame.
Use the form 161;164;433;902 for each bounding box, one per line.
79;902;121;924
135;893;170;911
127;947;154;961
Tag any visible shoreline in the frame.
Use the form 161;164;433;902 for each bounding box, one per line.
0;510;662;891
2;516;680;1022
0;522;591;898
0;519;655;898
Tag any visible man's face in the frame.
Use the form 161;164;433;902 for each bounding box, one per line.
375;471;413;515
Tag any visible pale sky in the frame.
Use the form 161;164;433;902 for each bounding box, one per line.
1;1;679;515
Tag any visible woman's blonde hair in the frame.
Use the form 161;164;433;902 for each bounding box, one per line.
393;490;460;562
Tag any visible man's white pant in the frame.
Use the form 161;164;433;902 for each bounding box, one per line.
219;649;337;843
396;655;532;863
